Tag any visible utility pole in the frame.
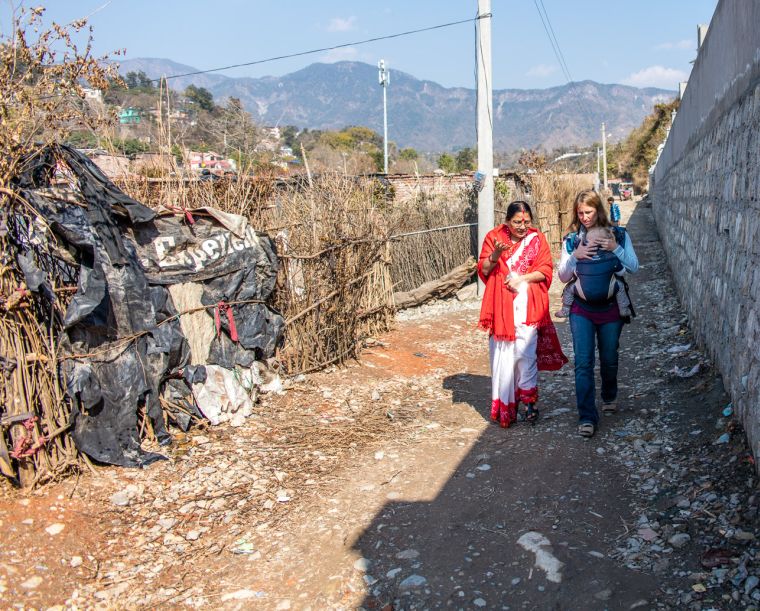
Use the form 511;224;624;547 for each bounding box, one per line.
601;122;608;191
476;0;493;294
595;147;601;191
378;60;390;174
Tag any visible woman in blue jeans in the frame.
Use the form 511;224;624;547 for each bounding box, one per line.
558;190;639;437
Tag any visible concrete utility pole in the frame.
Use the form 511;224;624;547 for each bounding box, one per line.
378;60;390;174
476;0;493;294
601;122;608;190
596;147;601;191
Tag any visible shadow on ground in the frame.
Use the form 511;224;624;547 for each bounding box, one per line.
443;373;491;422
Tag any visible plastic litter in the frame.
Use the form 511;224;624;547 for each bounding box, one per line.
666;343;691;354
715;433;730;444
14;145;284;467
230;539;256;555
669;364;700;378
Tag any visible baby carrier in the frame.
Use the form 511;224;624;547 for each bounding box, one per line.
566;227;627;310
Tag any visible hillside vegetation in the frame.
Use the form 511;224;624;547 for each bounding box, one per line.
607;98;680;191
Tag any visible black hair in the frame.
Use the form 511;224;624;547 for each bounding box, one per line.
505;200;533;221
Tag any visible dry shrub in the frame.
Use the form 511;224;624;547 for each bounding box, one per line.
115;174;278;228
0;7;117;186
0;7;118;486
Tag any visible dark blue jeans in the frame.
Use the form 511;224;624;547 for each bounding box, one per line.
569;313;624;426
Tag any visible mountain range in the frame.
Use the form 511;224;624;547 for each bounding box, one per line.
118;58;675;152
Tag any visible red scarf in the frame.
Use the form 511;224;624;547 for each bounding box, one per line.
478;226;567;371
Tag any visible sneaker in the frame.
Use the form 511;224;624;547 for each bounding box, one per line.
578;422;595;437
602;401;618;414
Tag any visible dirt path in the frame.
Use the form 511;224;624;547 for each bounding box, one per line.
1;198;758;610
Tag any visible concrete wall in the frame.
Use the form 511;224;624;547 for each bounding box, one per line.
651;0;760;461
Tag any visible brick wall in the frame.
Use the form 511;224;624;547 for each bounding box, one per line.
651;0;760;463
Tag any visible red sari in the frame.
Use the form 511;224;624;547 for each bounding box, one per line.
478;226;567;426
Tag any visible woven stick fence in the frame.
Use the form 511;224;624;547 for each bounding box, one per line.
271;177;395;373
388;189;478;293
0;207;90;487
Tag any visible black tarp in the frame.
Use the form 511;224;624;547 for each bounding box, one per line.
12;145;284;467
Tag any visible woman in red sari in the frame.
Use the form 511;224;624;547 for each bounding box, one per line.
478;201;567;428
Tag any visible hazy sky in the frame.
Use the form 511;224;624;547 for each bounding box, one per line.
4;1;718;90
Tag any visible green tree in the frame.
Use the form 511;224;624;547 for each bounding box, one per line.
281;125;299;150
369;150;384;172
124;70;153;90
65;130;98;149
399;147;418;161
111;137;149;156
609;98;679;190
454;147;476;172
321;130;354;150
185;84;215;112
437;153;456;173
343;126;382;149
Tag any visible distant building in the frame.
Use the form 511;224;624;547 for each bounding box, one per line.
255;126;281;153
119;107;141;124
187;151;237;174
82;88;103;103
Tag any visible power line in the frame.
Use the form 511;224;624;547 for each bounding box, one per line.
538;0;573;83
537;0;597;127
532;0;596;129
474;10;494;137
155;16;488;83
533;1;569;82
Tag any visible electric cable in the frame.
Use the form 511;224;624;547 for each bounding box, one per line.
539;0;596;123
154;15;489;83
532;0;596;129
474;9;494;143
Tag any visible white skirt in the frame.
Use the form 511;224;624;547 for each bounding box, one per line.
489;324;538;411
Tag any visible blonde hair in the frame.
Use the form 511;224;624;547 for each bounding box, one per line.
567;190;612;233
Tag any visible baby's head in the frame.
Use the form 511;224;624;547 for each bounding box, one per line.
586;226;614;243
586;226;615;244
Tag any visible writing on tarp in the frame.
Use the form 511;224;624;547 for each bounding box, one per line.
149;227;259;272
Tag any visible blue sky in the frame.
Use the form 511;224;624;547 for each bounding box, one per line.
5;1;718;90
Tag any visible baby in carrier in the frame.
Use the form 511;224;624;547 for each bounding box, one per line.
556;226;633;320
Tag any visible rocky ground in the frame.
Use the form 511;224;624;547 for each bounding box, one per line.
0;198;758;610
